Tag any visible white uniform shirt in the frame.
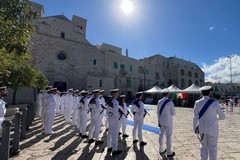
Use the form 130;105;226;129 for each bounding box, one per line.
157;97;176;127
55;94;61;108
89;97;102;113
0;99;6;129
119;101;128;115
72;95;79;110
44;94;57;113
65;93;73;109
79;96;90;111
107;98;120;119
99;95;106;107
193;96;225;136
131;99;145;119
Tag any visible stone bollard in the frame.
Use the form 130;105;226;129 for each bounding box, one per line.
11;112;21;156
20;107;28;140
0;120;12;160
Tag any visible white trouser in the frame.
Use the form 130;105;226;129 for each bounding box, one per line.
64;107;72;122
41;106;45;128
88;112;101;141
71;109;78;126
44;111;56;134
79;110;88;135
107;115;119;151
60;105;65;114
105;112;109;129
132;116;144;142
159;124;173;155
119;116;127;134
200;133;218;160
36;104;42;117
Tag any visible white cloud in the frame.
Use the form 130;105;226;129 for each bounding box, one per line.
209;26;215;31
202;54;240;83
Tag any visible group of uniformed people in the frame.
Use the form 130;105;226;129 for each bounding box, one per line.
0;84;230;159
157;86;226;160
36;86;151;155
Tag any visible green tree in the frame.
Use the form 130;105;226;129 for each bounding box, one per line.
0;0;49;104
0;0;36;55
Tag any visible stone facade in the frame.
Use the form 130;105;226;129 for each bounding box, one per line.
30;2;204;95
5;2;205;104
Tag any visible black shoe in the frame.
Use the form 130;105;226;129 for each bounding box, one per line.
118;132;122;135
88;139;95;143
160;149;166;155
82;135;88;138
167;152;175;158
140;141;147;146
122;134;129;138
133;140;138;143
76;132;82;137
107;148;112;152
112;150;123;155
95;140;103;145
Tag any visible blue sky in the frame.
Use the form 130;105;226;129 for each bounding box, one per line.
32;0;240;83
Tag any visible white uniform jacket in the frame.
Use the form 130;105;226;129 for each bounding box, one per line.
157;97;176;127
45;94;57;113
193;96;225;136
131;99;145;120
107;98;120;119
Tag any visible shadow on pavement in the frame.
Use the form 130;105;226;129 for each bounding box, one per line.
52;137;82;160
49;128;76;151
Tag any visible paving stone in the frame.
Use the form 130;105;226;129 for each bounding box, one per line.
9;106;240;160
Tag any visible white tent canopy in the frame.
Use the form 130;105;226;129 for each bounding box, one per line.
182;83;201;93
168;84;183;93
144;85;162;93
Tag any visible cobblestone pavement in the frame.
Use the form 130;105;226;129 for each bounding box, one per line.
10;105;240;160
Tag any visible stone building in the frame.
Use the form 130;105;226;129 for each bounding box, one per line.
5;2;205;104
31;1;204;94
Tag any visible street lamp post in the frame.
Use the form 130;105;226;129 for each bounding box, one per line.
228;55;233;95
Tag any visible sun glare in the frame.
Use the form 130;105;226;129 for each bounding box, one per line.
121;0;133;14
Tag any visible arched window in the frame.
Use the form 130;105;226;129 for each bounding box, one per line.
93;59;96;65
181;69;184;76
188;71;192;77
181;79;185;88
188;80;192;86
195;72;198;78
195;80;199;85
61;32;65;38
168;79;173;86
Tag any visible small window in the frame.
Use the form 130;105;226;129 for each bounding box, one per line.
181;79;185;88
195;80;199;85
93;59;96;65
188;80;192;86
126;77;131;87
57;52;66;60
113;62;118;69
130;65;132;72
120;64;125;71
181;69;184;76
155;72;160;79
61;32;65;38
195;72;198;78
99;79;103;87
188;71;192;77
